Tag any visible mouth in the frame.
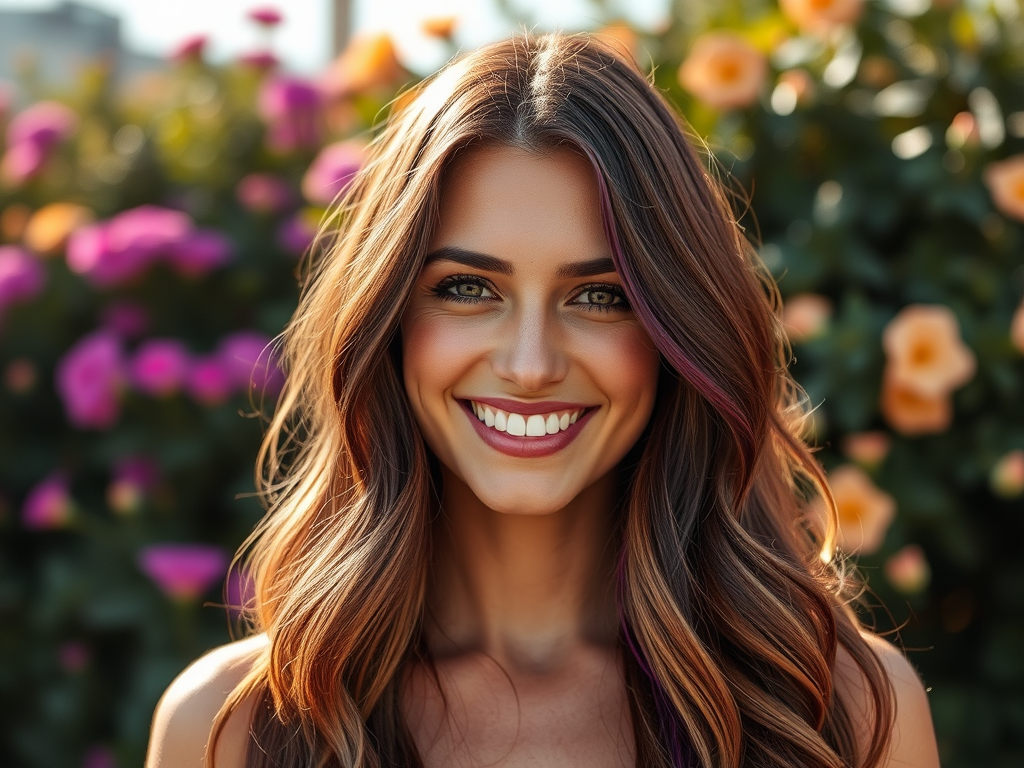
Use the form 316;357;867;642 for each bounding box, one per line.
464;399;587;436
456;398;596;458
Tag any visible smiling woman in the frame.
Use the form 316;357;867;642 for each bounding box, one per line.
144;33;939;768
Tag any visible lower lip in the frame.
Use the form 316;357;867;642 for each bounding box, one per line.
459;400;595;459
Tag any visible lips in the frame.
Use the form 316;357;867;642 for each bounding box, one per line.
457;398;595;458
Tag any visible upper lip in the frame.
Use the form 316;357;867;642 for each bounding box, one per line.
460;397;592;415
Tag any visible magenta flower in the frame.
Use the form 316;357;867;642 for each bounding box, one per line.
55;332;125;429
7;101;78;148
0;141;46;183
0;246;46;310
137;543;229;600
170;34;207;62
258;76;322;152
166;229;233;276
22;473;73;529
130;338;190;396
225;565;255;616
219;331;283;395
249;6;283;26
302;141;364;205
237;172;294;214
107;456;160;515
238;50;280;70
185;355;234;405
276;211;317;256
100;301;149;339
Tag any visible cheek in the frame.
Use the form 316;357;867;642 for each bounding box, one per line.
589;323;661;413
400;312;475;428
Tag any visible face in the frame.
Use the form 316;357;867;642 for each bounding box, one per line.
400;145;661;516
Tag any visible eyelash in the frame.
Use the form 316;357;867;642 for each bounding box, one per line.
431;275;630;312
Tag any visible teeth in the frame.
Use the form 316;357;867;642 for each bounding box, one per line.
468;401;584;437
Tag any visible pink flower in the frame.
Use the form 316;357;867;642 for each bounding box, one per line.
249;6;283;26
218;331;283;396
55;332;125;429
884;544;931;594
185;355;234;405
258;76;322;152
166;230;233;276
137;543;229;600
107;456;160;515
0;245;45;310
170;34;207;63
276;211;317;256
237;173;294;214
1;140;46;183
130;338;190;396
237;50;280;70
100;301;149;339
782;293;832;342
302;141;364;205
6;100;78;149
22;473;73;529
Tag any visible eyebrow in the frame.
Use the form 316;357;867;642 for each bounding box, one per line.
423;246;616;279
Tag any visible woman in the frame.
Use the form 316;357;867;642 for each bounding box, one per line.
146;33;940;768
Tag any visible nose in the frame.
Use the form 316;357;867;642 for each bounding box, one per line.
490;303;569;392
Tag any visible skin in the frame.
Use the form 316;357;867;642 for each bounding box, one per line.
143;146;942;768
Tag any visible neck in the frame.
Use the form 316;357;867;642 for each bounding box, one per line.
425;467;621;673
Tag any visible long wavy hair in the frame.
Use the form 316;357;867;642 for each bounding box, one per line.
210;33;894;768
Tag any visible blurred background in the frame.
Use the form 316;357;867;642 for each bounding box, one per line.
0;0;1021;766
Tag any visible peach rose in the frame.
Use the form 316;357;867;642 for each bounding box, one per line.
421;16;457;40
983;154;1024;222
882;304;976;398
23;203;94;255
781;0;864;35
825;464;896;555
1012;301;1024;354
990;449;1024;498
782;293;832;342
678;32;767;110
884;544;931;594
880;374;952;436
842;431;891;468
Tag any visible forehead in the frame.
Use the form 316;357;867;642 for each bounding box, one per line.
430;145;610;264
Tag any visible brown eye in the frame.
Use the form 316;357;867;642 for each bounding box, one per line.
574;286;626;309
454;282;486;297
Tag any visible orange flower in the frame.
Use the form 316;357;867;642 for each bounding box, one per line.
678;32;767;111
824;464;896;555
1012;301;1024;354
325;33;406;97
880;374;952;436
780;0;864;35
884;544;931;594
990;449;1024;498
983;154;1024;222
882;304;975;398
421;16;457;40
23;203;94;255
842;431;891;468
782;293;831;342
596;22;640;64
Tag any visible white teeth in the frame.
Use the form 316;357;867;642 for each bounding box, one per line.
469;401;585;437
507;413;527;436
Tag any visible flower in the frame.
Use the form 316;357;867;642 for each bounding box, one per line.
324;33;406;96
1;101;78;183
983;154;1024;222
882;304;976;398
130;338;190;396
0;245;45;311
884;544;931;594
107;456;160;515
225;565;255;617
137;543;229;600
258;76;322;152
166;230;233;276
276;210;317;256
595;22;640;63
249;6;283;26
782;293;832;342
990;449;1024;498
22;473;74;529
236;173;294;214
421;16;457;40
80;745;116;768
169;34;207;63
237;50;280;70
678;32;767;111
780;0;864;35
55;332;125;429
1;141;46;184
946;111;980;150
825;464;896;555
301;140;364;205
880;374;952;436
100;301;149;340
842;431;891;468
1012;301;1024;354
185;355;235;405
218;331;283;396
23;203;94;255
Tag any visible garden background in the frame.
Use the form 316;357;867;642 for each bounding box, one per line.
1;0;1022;765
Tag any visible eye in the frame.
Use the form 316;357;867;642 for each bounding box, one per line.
433;275;496;303
571;284;629;312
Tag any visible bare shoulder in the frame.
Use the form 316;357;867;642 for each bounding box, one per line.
836;632;941;768
145;633;269;768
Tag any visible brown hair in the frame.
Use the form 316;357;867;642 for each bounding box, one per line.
211;32;894;768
